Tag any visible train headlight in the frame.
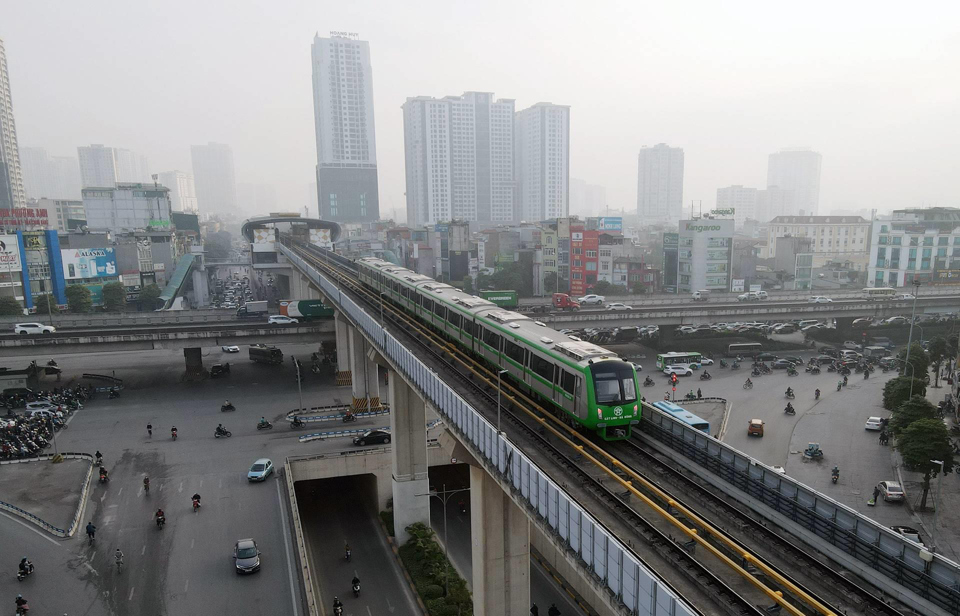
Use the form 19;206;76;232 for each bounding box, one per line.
633;405;638;415
597;408;603;419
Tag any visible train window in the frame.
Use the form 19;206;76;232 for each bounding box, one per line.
435;304;446;321
482;328;501;351
505;340;525;364
448;311;462;329
401;287;409;299
561;371;577;396
464;319;476;338
530;353;554;382
423;298;434;314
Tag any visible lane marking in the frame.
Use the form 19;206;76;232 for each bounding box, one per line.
275;479;301;616
191;539;195;549
141;545;146;555
128;587;134;601
117;487;123;497
0;510;61;546
184;579;189;592
178;482;183;493
91;551;96;561
137;487;143;497
100;494;106;503
219;478;223;489
199;479;203;488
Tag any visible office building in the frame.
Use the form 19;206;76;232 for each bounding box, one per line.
115;149;150;183
716;185;758;229
569;178;606;218
36;198;85;232
78;145;117;188
515;102;570;222
755;186;796;222
868;207;960;288
158;170;198;213
767;148;822;216
637;144;684;226
190;142;237;214
20;147;82;200
403;91;515;227
676;218;734;293
82;182;172;234
766;215;870;269
311;32;379;223
0;38;25;210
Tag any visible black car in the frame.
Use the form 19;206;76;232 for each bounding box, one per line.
756;352;778;362
819;346;839;357
772;359;795;369
353;429;391;446
781;356;803;366
210;363;231;378
814;355;836;365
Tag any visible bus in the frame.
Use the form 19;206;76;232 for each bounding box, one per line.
249;344;283;365
651;400;711;435
862;287;896;300
655;352;703;370
727;342;763;357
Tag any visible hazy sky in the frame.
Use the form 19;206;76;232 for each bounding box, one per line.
6;1;959;220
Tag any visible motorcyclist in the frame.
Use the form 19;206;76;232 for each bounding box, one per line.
352;575;360;587
192;493;201;504
155;508;165;525
831;465;840;478
837;380;843;391
216;423;226;435
548;604;561;616
223;400;233;410
745;378;752;388
345;542;351;560
785;387;794;398
15;595;27;609
171;426;178;438
258;416;268;426
95;450;103;466
143;476;150;491
115;548;123;565
843;375;848;386
785;402;795;414
702;369;710;378
147;423;152;436
333;596;343;611
19;558;32;575
815;388;821;400
99;467;108;481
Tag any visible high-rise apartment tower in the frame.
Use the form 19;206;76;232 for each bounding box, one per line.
515;103;570;223
637;143;684;226
0;38;25;210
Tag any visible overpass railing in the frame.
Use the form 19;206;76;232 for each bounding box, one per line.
0;308;236;329
281;243;697;616
642;408;960;615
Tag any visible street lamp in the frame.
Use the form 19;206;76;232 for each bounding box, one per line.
292;357;305;413
415;484;470;596
930;459;944;552
496;369;508;434
904;280;921;368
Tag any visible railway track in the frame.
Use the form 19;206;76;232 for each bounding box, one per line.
289;239;909;616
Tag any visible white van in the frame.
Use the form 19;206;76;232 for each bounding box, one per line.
692;290;711;301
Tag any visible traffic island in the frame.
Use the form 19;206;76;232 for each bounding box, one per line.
0;454;93;536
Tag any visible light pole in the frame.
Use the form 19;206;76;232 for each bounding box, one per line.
904;280;921;368
496;369;508;434
930;459;944;552
293;357;304;413
903;361;918;400
415;484;470;596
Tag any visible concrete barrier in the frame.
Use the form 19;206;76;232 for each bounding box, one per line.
283;461;320;616
0;452;94;537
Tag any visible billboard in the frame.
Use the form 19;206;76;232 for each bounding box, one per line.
933;269;960;285
309;227;333;247
60;247;118;280
598;217;623;231
0;206;49;228
251;228;277;252
0;234;21;269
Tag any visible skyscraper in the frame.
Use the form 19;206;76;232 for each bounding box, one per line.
114;148;150;183
77;145;117;188
403;92;515;227
716;185;758;228
515;102;570;222
311;32;379;223
158;170;198;213
20;147;82;200
637;143;684;226
767;148;822;216
190;142;237;214
0;38;25;210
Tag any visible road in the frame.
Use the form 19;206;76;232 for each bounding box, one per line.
676;355;929;543
0;343;392;616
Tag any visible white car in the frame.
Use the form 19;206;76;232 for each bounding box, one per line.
843;340;861;350
663;365;693;377
25;401;57;412
883;316;909;325
699;358;714;366
14;322;56;335
606;303;632;311
577;294;605;306
221;345;240;353
865;417;884;431
809;296;833;304
737;292;759;302
630;362;643;372
267;315;298;325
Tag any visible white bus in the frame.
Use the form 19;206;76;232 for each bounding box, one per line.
862;287;897;300
727;342;763;357
656;352;703;370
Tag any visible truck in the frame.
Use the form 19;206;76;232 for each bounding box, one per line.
278;299;334;319
692;290;711;301
479;290;518;309
552;293;580;311
249;344;283;365
236;301;269;318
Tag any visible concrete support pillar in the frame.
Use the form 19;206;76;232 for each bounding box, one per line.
348;326;380;410
334;311;352;386
390;371;429;545
470;466;530;616
183;347;205;381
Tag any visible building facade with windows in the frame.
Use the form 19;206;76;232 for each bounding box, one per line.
515;102;569;223
82;183;173;234
568;227;599;296
637;143;684;226
767;148;822;216
0;38;25;210
20;147;81;200
403;92;515;227
312;32;379;223
766;215;869;269
36;198;85;232
158;170;198;213
677;218;734;293
716;185;758;229
868;207;960;288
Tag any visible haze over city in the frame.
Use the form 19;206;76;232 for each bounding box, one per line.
5;0;959;220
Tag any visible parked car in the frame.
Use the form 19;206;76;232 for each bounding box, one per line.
353;429;391;446
233;538;261;574
890;525;922;544
876;481;905;502
773;324;797;334
606;303;632;311
221;345;240;353
14;322;56;335
577;294;605;306
864;417;884;431
662;365;693;377
247;458;274;482
808;296;834;303
883;316;909;326
267;315;298;325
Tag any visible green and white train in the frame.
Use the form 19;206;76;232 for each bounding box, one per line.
356;257;640;440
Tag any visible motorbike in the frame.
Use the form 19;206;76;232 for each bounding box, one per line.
156;515;166;529
699;372;712;381
643;377;655;387
17;562;34;582
784;405;796;415
334;607;343;616
837;382;842;392
731;362;740;370
743;381;753;390
214;428;232;438
815;390;821;400
108;389;120;399
827;364;837;372
342;414;357;423
221;403;236;412
863;369;870;379
353;583;361;598
171;430;178;441
809;366;821;375
719;359;728;368
193;498;201;512
785;391;795;399
787;369;799;377
290;417;305;429
751;369;762;377
99;472;109;484
46;359;58;367
831;469;839;484
256;421;273;430
15;602;29;615
843;376;848;386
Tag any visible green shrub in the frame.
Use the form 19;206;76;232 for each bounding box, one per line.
379;509;395;536
423;585;444;600
398;523;473;615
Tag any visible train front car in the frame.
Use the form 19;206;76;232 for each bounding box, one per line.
586;359;641;440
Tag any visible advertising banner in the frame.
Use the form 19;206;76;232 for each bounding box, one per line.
0;234;21;270
252;228;277;253
0;206;49;228
598;217;623;231
60;247;118;280
933;269;960;285
731;279;745;292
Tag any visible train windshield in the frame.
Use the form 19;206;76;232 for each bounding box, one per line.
591;361;638;405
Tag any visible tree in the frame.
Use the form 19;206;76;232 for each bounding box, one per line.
101;282;126;312
898;342;930;383
33;294;59;315
889;395;938;436
882;377;927;411
490;262;528;296
139;284;162;310
896;418;955;509
631;281;648;295
461;276;474;295
475;272;491;292
0;297;23;316
592;280;614;295
927;336;949;388
543;272;558;294
205;231;232;260
947;334;959;362
65;285;92;313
